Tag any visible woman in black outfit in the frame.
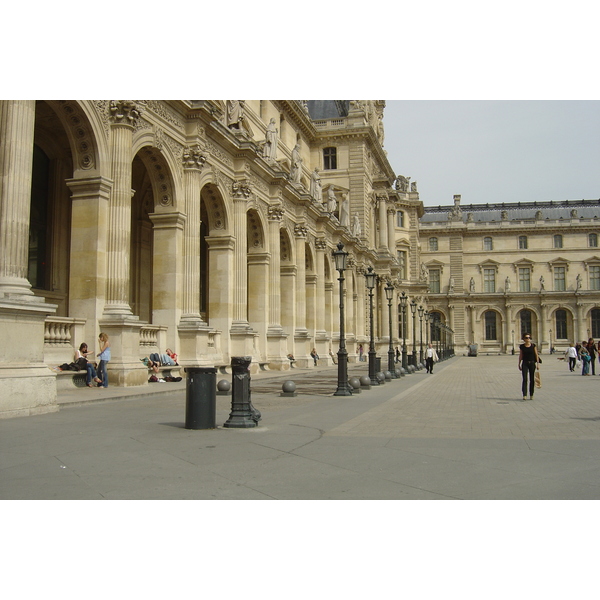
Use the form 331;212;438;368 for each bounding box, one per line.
588;338;596;375
518;332;539;401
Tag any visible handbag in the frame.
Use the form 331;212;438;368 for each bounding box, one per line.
534;371;542;388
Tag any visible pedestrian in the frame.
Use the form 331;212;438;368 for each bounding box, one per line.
96;332;111;388
565;343;577;372
395;346;400;363
518;332;539;401
358;343;364;362
580;341;591;376
425;343;439;373
310;348;319;366
588;338;596;375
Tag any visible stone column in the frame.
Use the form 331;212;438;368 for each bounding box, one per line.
314;238;329;358
104;101;140;317
294;223;310;365
181;144;207;324
231;180;251;328
0;100;36;298
540;302;547;352
387;206;396;254
378;195;388;249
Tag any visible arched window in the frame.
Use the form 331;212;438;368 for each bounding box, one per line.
520;310;532;339
555;309;568;339
485;311;497;340
554;234;563;249
484;237;493;251
589;233;598;248
429;237;438;251
429;311;442;342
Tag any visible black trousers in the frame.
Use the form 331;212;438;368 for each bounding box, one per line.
568;357;576;371
521;361;536;397
426;357;434;372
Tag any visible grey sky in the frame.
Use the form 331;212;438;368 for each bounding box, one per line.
383;101;600;208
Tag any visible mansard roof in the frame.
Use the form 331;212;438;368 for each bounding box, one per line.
307;100;350;120
421;198;600;224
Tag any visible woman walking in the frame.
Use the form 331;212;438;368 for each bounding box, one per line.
588;338;596;375
518;332;539;401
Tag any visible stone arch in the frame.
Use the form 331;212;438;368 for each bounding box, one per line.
133;144;177;212
247;208;266;252
279;226;295;264
201;183;229;234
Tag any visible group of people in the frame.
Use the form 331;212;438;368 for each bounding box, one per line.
564;339;598;375
72;332;111;388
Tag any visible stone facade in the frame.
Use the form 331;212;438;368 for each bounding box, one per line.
419;195;600;354
0;99;428;418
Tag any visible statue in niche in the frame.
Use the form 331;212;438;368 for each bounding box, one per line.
576;273;582;290
535;210;543;220
290;143;302;184
339;193;350;227
467;212;473;223
571;209;578;218
449;277;455;293
420;262;428;282
539;275;545;291
352;214;362;237
263;118;278;161
309;168;322;203
505;276;511;292
469;277;475;293
326;186;338;214
501;210;508;220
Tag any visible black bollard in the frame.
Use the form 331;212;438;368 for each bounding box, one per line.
223;356;261;428
184;367;217;429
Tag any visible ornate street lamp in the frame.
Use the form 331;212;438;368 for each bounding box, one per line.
365;266;379;386
385;281;396;378
425;311;430;348
410;299;417;367
332;242;352;396
418;305;424;365
400;291;408;371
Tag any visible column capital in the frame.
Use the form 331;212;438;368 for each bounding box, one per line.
109;101;142;127
294;223;308;238
182;144;207;170
267;204;284;221
232;179;252;200
315;238;328;250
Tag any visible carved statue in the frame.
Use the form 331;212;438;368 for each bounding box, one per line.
469;277;475;293
227;100;245;130
263;118;278;161
340;193;350;227
327;186;337;214
290;143;302;184
539;275;545;291
395;175;409;193
310;168;322;203
449;277;455;293
420;262;428;282
505;276;511;292
411;181;417;192
352;214;362;237
576;273;582;290
450;195;462;221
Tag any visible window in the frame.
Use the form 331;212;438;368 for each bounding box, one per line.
397;250;407;280
484;237;493;251
485;311;497;340
555;309;568;339
519;235;528;250
592;309;600;338
519;267;531;292
430;312;442;342
554;234;563;249
483;268;496;293
396;211;404;228
429;237;438;251
323;147;337;170
520;310;532;339
429;269;440;293
554;266;566;291
590;233;598;248
398;305;407;339
591;266;600;291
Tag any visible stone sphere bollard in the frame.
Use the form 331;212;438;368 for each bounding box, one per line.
216;379;231;395
384;370;392;380
281;380;297;397
395;368;403;378
376;371;386;383
359;375;371;388
349;376;361;393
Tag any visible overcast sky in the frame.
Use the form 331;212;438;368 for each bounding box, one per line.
383;100;600;208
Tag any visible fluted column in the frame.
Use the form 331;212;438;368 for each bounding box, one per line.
181;144;206;323
232;180;251;327
267;205;284;332
104;101;140;317
294;224;308;334
378;195;388;249
0;100;36;297
387;206;396;254
315;238;327;335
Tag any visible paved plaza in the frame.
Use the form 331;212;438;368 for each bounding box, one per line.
2;354;600;499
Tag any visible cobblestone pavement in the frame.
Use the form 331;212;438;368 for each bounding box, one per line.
3;354;600;500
